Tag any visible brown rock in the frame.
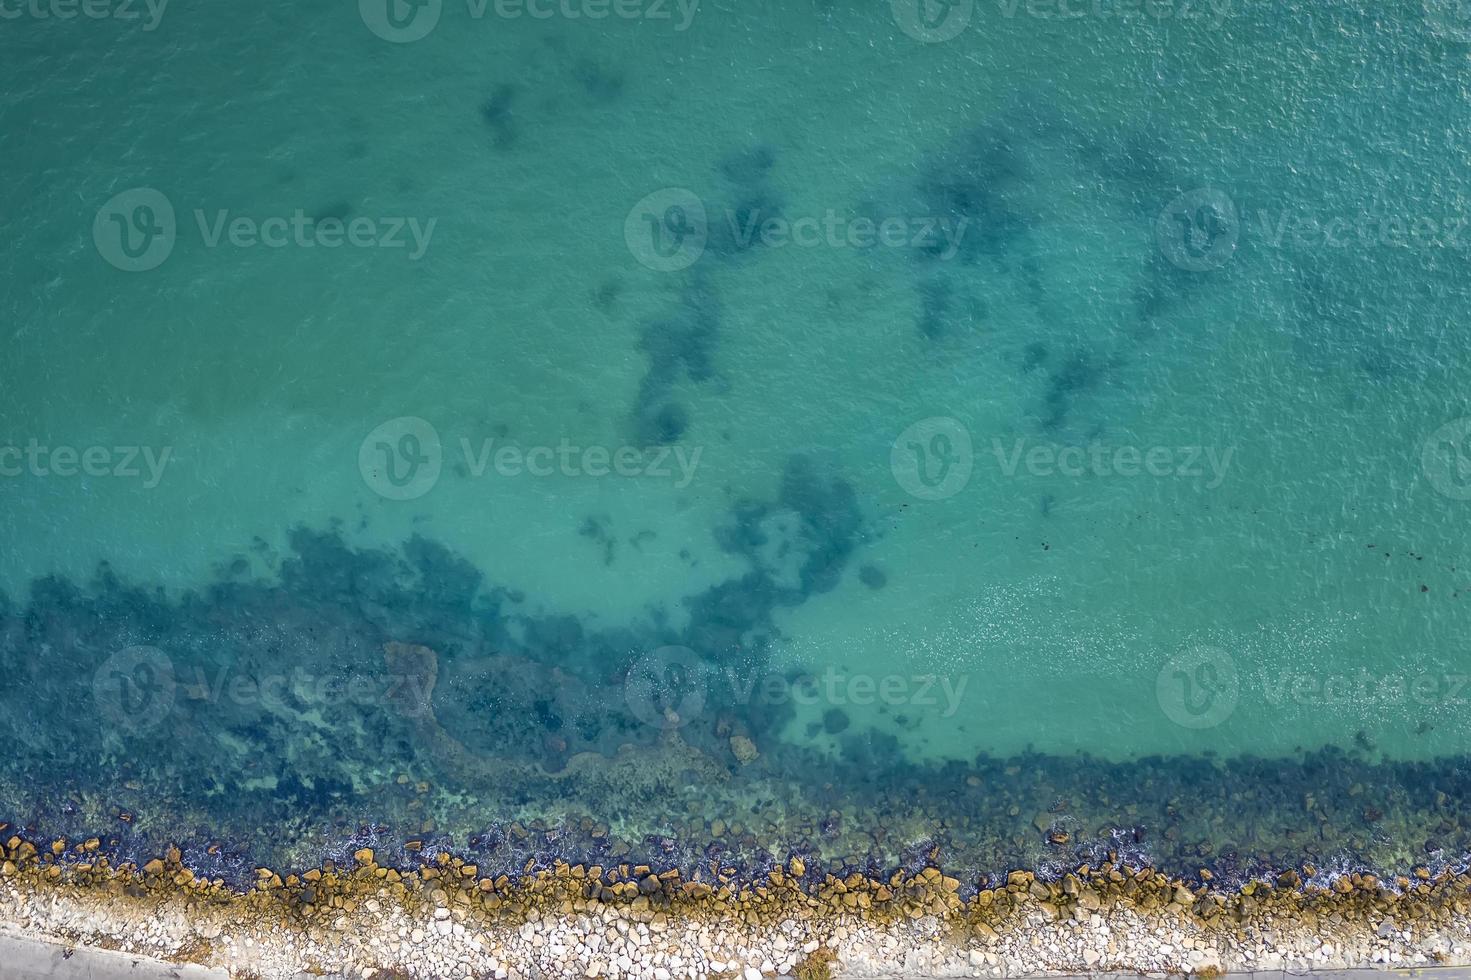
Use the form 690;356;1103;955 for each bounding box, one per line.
729;735;759;765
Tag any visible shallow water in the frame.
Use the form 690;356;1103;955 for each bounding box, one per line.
2;0;1471;884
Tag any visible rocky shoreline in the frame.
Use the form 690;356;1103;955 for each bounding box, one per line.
9;534;1471;977
4;832;1471;980
8;531;1471;886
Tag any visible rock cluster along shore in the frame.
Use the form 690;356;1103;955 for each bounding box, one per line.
10;537;1471;884
3;832;1471;980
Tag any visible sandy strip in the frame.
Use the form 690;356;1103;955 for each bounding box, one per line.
0;929;228;980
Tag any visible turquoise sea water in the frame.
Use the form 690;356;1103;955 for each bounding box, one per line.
3;0;1471;884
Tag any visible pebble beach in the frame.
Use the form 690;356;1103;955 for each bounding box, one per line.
5;838;1471;979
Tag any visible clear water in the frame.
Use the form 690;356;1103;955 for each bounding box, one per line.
3;0;1471;883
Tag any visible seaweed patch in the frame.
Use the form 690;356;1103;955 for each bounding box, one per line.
480;84;520;150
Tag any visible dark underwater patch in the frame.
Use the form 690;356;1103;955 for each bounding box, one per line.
311;201;353;223
708;455;868;603
480;84;519;150
823;707;851;734
571;59;624;103
1041;350;1107;431
718;144;776;186
1021;341;1049;373
706;143;785;258
5;586;1471;892
914;122;1031;266
884;100;1251;446
0;445;879;866
631;275;720;445
1282;248;1441;384
592;278;622;313
916;274;953;340
706;189;786;258
578;514;617;567
625;144;790;446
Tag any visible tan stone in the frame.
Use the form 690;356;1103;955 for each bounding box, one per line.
729;735;759;765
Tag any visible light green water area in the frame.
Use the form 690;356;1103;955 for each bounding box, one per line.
3;0;1471;880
